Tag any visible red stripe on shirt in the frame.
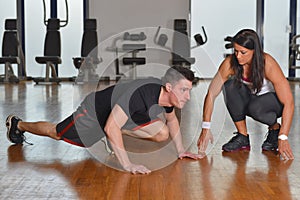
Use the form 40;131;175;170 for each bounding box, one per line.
131;118;161;131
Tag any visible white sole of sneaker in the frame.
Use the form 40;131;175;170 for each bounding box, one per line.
100;137;114;155
6;114;15;143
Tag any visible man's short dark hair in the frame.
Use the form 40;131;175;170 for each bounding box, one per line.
162;66;194;85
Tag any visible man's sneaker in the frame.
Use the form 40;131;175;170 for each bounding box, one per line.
222;132;250;152
262;128;279;151
6;115;25;144
101;137;114;155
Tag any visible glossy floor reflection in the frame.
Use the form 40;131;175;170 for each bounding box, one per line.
0;80;299;200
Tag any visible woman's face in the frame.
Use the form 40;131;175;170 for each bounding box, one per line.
233;43;254;66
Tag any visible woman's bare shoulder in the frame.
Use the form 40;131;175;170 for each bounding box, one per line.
218;56;234;77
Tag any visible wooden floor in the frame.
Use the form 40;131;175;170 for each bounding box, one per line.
1;80;300;200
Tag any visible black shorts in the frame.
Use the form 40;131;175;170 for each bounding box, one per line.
56;93;105;147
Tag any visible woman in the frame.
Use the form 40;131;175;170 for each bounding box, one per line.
197;29;294;160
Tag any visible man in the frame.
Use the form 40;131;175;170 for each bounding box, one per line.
6;66;203;174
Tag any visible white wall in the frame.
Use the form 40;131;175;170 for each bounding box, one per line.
0;1;296;79
0;1;17;72
25;0;82;78
0;2;16;51
191;0;291;78
264;0;290;77
89;0;190;79
190;0;256;78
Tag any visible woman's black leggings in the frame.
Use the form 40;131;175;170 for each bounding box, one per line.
222;79;283;126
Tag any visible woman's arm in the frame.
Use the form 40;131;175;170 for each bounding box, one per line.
197;57;233;152
264;53;294;159
164;110;203;159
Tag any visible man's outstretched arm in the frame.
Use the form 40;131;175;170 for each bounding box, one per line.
104;105;151;174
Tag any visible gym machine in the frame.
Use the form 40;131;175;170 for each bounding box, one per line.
107;32;147;80
289;34;300;72
224;36;233;57
172;19;207;68
154;19;207;69
153;19;207;83
34;18;63;84
33;0;70;84
0;19;21;83
73;18;102;83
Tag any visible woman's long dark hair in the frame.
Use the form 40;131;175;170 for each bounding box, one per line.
230;29;265;94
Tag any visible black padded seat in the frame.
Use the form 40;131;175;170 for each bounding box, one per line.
0;57;20;64
73;19;101;82
122;44;146;51
122;57;146;65
121;43;146;79
34;18;62;84
172;57;195;66
172;19;195;67
0;19;20;83
36;56;61;64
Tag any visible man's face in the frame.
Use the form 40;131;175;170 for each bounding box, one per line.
169;79;193;109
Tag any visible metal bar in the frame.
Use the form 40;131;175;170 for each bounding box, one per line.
256;0;264;49
289;0;297;78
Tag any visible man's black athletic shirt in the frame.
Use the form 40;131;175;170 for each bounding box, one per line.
56;77;174;147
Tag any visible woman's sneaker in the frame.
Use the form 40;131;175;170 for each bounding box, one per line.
222;132;250;152
6;115;25;144
261;128;279;151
